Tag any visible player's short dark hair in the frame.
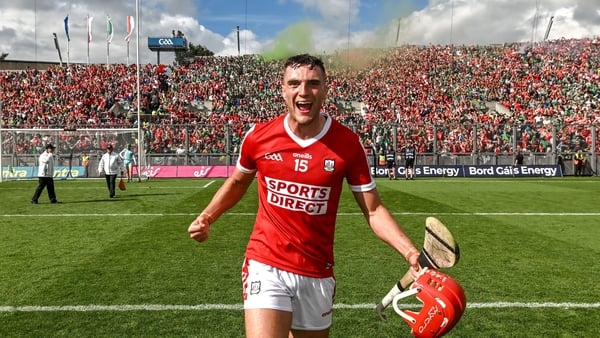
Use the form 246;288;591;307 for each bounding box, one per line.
284;54;326;76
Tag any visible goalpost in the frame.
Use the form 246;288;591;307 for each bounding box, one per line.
0;128;145;182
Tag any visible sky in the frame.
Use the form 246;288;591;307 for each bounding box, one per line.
0;0;598;65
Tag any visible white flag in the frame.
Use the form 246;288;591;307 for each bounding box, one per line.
87;15;94;43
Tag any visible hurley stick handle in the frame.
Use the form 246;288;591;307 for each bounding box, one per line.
375;251;436;321
375;269;415;321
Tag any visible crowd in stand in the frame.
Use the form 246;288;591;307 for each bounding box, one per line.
1;38;599;156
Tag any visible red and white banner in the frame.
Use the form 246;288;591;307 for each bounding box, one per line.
125;16;135;42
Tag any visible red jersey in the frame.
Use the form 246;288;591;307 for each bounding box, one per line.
238;114;375;278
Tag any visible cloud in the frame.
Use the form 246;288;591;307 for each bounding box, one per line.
0;0;597;65
292;0;359;24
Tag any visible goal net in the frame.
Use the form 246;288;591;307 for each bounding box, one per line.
0;128;144;182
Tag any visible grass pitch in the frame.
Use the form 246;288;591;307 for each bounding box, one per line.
1;177;599;337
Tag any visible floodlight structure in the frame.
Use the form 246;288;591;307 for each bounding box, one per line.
52;33;63;67
543;16;554;41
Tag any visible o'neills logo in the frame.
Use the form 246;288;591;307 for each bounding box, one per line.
265;177;331;215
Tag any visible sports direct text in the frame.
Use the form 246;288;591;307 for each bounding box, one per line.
265;177;331;215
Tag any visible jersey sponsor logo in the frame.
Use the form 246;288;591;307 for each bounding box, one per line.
264;152;284;161
265;177;331;215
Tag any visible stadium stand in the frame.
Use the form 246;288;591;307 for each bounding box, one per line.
1;38;598;168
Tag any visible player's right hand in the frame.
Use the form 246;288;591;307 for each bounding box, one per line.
188;214;212;242
406;250;421;279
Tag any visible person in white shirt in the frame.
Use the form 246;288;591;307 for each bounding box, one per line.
31;143;60;204
98;144;124;198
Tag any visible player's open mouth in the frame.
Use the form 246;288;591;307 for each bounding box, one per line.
296;102;312;112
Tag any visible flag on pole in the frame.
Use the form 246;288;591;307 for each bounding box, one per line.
87;15;94;43
125;16;135;42
64;16;70;41
107;16;114;43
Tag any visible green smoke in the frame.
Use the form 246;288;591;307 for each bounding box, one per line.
261;22;315;61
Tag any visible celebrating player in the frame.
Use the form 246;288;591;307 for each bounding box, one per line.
188;54;420;338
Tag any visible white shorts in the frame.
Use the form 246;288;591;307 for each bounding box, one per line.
242;258;336;330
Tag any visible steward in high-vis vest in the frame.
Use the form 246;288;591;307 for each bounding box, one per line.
574;150;586;176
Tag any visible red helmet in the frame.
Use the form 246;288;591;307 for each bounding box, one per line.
392;269;466;338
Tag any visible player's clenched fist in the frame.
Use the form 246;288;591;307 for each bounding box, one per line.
188;212;214;242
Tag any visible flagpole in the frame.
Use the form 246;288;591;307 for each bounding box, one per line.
106;15;110;68
136;0;143;181
106;45;109;68
87;14;90;65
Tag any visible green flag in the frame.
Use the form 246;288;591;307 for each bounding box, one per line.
107;16;113;43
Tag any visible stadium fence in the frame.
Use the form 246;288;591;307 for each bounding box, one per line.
1;122;597;181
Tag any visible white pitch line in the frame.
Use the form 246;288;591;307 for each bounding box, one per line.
2;212;600;217
0;213;198;217
1;302;599;312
